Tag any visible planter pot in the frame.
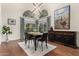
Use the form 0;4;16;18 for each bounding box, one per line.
5;34;9;43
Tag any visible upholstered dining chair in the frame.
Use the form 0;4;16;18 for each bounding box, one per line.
37;33;48;51
25;32;34;48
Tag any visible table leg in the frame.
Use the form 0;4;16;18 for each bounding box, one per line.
34;38;37;51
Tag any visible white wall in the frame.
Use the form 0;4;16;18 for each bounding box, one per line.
0;4;2;44
1;3;34;41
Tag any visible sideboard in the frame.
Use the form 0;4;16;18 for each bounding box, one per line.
48;31;77;48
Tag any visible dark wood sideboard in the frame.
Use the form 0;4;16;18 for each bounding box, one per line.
48;31;77;48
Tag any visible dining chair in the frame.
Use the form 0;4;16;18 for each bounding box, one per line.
37;33;48;51
25;32;34;48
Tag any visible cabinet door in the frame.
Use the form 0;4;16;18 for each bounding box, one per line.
55;34;64;42
48;33;54;41
63;36;76;45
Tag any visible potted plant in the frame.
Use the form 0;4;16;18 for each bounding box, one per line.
2;25;12;42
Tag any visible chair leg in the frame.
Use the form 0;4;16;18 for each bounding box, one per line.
46;43;48;49
31;40;33;45
46;40;48;49
41;42;43;51
28;40;30;48
36;40;39;48
25;40;27;45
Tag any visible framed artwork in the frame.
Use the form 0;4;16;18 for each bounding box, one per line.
54;5;70;29
8;18;16;25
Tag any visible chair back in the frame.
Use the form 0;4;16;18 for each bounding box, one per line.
41;33;48;41
25;33;30;40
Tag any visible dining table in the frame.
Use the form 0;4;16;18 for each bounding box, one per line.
27;32;43;51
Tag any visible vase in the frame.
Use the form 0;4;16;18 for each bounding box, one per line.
5;34;8;43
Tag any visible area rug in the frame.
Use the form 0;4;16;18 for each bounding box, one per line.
18;41;57;56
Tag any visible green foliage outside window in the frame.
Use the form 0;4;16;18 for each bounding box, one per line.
25;23;35;32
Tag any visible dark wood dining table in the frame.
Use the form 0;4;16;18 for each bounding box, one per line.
28;32;43;51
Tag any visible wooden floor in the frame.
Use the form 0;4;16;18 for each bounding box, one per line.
0;40;79;56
